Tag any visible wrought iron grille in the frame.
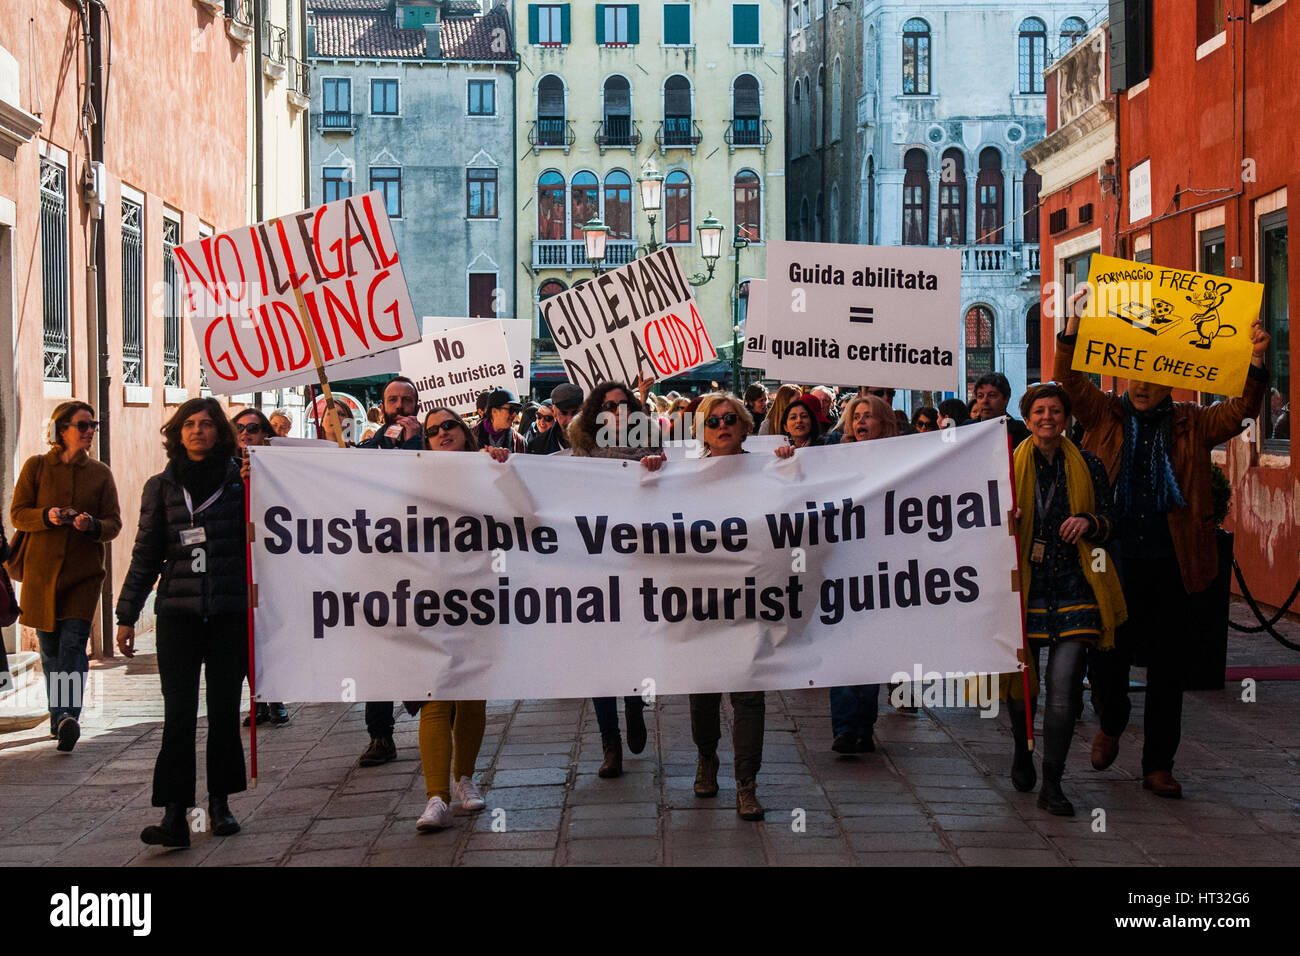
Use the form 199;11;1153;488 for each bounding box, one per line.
121;199;144;385
163;217;182;388
40;158;69;383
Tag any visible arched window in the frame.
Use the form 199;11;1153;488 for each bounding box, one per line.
902;148;929;245
665;170;692;243
663;74;692;146
977;147;1003;244
734;170;761;242
537;75;566;146
801;75;812;157
830;58;843;142
902;18;930;95
570;171;598;239
939;148;966;245
814;191;823;242
829;184;840;243
537;170;566;240
1060;17;1087;51
965;306;995;396
866;155;875;243
537;278;567;347
791;81;803;156
1023;167;1042;243
1019;18;1047;94
602;75;631;146
815;66;825;149
732;74;761;146
1026;303;1042;384
605;170;632;239
799;196;810;241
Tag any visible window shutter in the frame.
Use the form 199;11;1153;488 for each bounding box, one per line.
528;4;539;44
664;4;689;44
596;5;606;44
734;76;759;116
733;5;758;45
628;6;639;44
560;4;571;44
665;76;690;115
538;76;565;114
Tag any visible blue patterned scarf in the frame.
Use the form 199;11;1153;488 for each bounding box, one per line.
1116;394;1186;516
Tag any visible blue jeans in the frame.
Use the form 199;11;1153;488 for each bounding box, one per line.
593;696;644;737
829;684;880;738
37;618;92;734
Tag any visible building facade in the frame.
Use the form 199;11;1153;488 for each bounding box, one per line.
307;0;517;329
1028;0;1297;610
516;1;786;393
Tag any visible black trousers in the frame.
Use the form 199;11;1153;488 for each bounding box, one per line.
1089;558;1191;776
153;613;249;807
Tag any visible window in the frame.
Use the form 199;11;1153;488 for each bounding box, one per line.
121;197;144;386
537;278;567;348
865;155;876;244
469;273;497;319
1197;0;1226;46
734;170;760;242
597;4;638;45
1019;17;1047;94
830;58;843;142
664;3;691;45
1060;16;1088;50
467;168;498;219
965;306;995;397
814;67;824;150
162;216;182;389
732;74;761;145
799;197;810;241
602;75;632;145
1259;209;1289;445
976;147;1004;244
829;185;840;243
370;167;401;218
570;171;598;239
902;18;930;95
665;170;691;243
791;81;803;157
537;170;566;239
1026;304;1042;384
801;75;812;157
323;166;352;203
902;148;929;245
323;77;351;128
732;3;759;45
536;74;566;146
1198;226;1227;406
663;75;693;146
371;78;398;115
40;156;69;383
815;0;824;19
800;1;810;28
531;4;569;45
605;171;632;239
938;148;965;245
468;79;496;115
1023;168;1042;243
814;192;823;242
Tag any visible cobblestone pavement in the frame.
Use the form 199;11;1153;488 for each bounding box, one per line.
2;603;1297;867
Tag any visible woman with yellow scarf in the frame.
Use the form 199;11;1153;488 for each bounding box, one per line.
1010;383;1126;816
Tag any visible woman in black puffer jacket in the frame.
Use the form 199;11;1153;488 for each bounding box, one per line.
115;397;248;849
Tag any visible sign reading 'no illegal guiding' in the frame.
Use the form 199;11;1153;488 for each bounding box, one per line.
176;191;420;395
1075;254;1262;396
542;246;714;389
763;241;962;392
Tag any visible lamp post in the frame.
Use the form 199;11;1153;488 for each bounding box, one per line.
683;213;723;287
637;163;664;254
731;227;750;389
582;216;609;275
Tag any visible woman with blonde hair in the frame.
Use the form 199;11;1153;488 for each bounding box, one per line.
836;394;899;443
757;384;801;436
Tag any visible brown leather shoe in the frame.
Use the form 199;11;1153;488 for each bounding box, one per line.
597;733;623;779
693;752;719;797
736;779;765;821
1090;731;1120;770
1142;771;1183;799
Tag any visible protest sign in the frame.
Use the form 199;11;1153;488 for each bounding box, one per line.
742;279;768;373
762;241;961;391
399;321;516;416
175;190;419;396
539;247;714;389
425;316;531;397
1075;254;1262;396
248;420;1022;701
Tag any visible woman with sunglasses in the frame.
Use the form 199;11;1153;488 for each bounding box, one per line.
568;381;665;779
911;406;940;433
408;407;508;830
9;401;121;752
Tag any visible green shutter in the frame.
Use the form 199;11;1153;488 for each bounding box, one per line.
596;5;606;44
664;4;689;45
528;4;539;44
734;5;759;45
560;4;571;44
628;6;639;44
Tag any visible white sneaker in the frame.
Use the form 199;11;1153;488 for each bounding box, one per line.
453;776;486;814
416;796;453;832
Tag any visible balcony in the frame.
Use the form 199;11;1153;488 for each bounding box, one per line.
262;21;287;82
287;56;310;111
856;92;877;128
961;244;1041;275
595;118;641;153
320;110;353;133
529;118;575;154
225;0;254;46
724;119;771;153
894;95;937;122
655;119;703;154
532;239;637;272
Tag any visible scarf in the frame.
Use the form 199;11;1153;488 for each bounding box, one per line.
174;454;228;504
1115;394;1186;517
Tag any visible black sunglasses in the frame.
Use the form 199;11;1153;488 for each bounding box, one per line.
600;400;628;413
425;421;461;437
704;412;740;429
68;420;101;433
536;413;554;422
234;422;264;434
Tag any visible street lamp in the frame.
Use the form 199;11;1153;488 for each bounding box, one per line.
681;212;723;287
637;163;664;254
582;216;609;274
731;227;751;388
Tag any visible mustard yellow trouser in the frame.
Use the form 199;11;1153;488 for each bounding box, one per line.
419;701;486;801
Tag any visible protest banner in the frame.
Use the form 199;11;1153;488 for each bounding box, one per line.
398;321;516;416
742;278;768;373
175;190;419;396
662;435;786;459
762;241;962;391
425;316;531;397
1075;254;1262;396
540;247;714;389
248;420;1022;702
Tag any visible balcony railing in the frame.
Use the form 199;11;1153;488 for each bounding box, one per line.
288;55;310;98
529;118;575;152
595;118;641;151
724;118;771;151
225;0;254;45
961;243;1041;274
262;21;287;80
655;119;702;153
321;110;353;132
532;239;637;271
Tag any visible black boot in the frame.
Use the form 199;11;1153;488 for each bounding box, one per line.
1009;702;1037;793
209;795;240;836
1038;762;1075;816
141;803;191;848
597;733;623;778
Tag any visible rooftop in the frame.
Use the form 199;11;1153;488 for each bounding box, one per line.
308;1;514;61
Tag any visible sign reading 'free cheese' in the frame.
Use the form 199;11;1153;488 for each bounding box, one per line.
542;246;714;389
1076;254;1263;396
176;191;419;395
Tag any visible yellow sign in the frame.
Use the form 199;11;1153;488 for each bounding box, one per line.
1074;254;1262;396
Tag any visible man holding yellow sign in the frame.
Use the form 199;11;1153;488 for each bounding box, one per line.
1072;254;1264;397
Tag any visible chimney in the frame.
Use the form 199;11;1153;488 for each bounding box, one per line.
424;21;442;59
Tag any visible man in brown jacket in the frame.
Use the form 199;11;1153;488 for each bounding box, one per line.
1057;289;1269;798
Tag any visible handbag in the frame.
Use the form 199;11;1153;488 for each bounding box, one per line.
0;563;18;628
3;455;43;583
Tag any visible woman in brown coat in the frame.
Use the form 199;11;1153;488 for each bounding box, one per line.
9;401;121;751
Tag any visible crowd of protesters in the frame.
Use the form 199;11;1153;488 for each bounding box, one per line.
0;287;1273;845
